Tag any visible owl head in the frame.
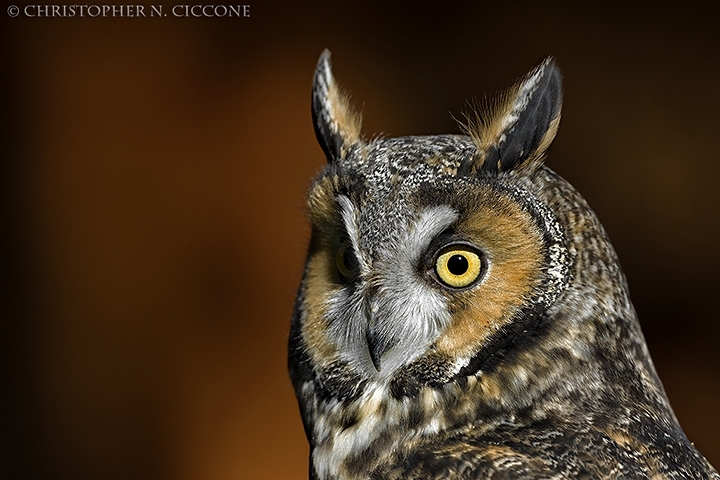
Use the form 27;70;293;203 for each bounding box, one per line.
289;51;685;479
292;50;574;389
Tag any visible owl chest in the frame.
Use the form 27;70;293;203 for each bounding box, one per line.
308;382;447;480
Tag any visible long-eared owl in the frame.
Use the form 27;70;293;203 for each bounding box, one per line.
288;50;720;479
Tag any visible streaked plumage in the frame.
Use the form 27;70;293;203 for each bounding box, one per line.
288;50;719;479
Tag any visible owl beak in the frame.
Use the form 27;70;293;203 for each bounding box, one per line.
365;325;389;372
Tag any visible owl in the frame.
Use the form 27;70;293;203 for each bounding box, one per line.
288;50;720;479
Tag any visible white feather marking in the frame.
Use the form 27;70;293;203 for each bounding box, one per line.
371;205;458;374
325;203;459;377
497;63;546;145
337;195;371;273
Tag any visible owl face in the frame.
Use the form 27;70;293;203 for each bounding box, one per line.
292;51;568;401
301;135;567;385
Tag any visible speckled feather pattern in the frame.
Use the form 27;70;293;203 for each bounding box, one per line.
289;52;720;480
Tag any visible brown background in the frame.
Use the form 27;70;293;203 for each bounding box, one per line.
2;2;720;479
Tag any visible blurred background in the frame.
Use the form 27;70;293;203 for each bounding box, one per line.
2;2;719;479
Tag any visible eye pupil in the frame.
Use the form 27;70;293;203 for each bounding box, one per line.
447;254;469;275
336;240;359;280
343;247;358;272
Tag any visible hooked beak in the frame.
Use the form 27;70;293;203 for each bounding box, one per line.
365;322;392;372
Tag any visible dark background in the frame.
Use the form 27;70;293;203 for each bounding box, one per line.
2;2;719;479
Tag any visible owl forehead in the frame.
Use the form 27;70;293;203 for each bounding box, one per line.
356;135;476;183
333;135;477;256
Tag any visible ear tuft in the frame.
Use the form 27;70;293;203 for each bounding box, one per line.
462;57;563;175
312;50;363;163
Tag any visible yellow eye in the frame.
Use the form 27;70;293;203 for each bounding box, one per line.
336;240;359;279
434;245;482;288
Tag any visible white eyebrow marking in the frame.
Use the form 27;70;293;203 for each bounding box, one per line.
336;195;370;272
399;205;458;264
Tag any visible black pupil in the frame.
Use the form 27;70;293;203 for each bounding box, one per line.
447;254;469;275
343;246;358;272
